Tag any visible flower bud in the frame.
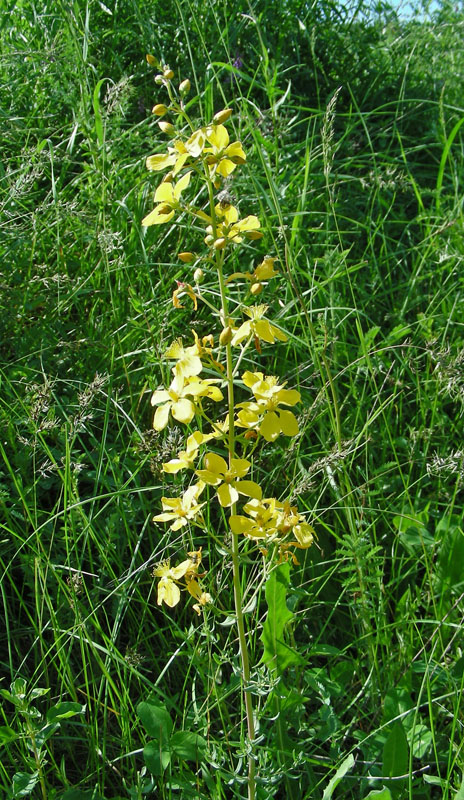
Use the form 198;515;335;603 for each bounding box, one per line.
179;79;191;95
163;67;174;80
178;252;195;263
193;268;204;283
146;54;157;67
213;179;222;190
152;103;168;116
244;230;264;240
213;108;233;124
219;326;233;345
213;237;227;250
204;234;214;246
158;120;175;135
154;74;164;85
250;282;263;295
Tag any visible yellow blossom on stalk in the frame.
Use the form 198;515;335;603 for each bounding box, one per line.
163;430;215;473
204;124;246;178
196;451;262;507
146;139;190;176
226;255;279;285
236;371;300;442
142;171;192;226
230;497;314;551
231;304;287;349
187;579;212;615
152;548;205;607
151;374;223;431
152;481;206;531
205;204;261;247
172;281;198;310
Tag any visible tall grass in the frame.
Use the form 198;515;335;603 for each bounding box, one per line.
1;0;464;797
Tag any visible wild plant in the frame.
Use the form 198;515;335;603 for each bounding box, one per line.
141;56;315;799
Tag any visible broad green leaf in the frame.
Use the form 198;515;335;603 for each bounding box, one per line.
29;687;50;700
437;516;464;591
407;723;432;759
35;722;60;749
137;700;173;743
11;771;39;798
383;722;408;787
260;563;304;674
0;725;17;744
383;688;412;725
46;702;86;722
170;730;207;761
363;789;393;799
143;740;171;776
322;753;355;800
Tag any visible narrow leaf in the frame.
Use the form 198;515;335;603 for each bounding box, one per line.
322;753;355;800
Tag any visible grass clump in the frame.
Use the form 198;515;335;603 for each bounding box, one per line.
1;1;464;798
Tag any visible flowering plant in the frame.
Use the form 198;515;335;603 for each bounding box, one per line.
142;56;314;800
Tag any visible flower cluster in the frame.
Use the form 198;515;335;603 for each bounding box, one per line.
143;57;314;612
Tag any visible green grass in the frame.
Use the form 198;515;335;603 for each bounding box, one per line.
1;0;464;798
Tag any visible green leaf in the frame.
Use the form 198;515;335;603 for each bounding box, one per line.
407;723;432;759
11;772;39;798
137;700;173;743
170;730;207;762
143;740;171;776
0;725;17;745
454;772;464;799
437;516;464;591
260;563;305;674
322;753;355;800
382;722;408;787
29;687;50;700
93;79;107;147
363;789;393;800
46;702;86;722
35;722;60;749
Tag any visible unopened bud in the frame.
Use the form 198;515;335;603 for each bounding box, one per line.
152;103;168;116
250;282;263;295
154;74;164;85
193;268;204;283
213;108;233;124
213;237;227;250
179;79;191;95
146;54;157;67
219;326;233;345
213;179;222;190
158;120;175;135
163;67;174;80
204;234;214;246
179;252;195;263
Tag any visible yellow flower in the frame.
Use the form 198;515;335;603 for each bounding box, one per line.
152;481;206;531
146;139;191;176
231;305;288;348
142;171;192;226
162;430;214;474
152;549;205;607
236;371;300;442
204;124;246;178
151;374;223;431
205;204;261;246
195;451;262;507
226;255;279;286
229;497;281;540
172;282;198;311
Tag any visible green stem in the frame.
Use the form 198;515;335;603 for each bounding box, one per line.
206;174;256;800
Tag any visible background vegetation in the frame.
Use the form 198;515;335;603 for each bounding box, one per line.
1;0;464;797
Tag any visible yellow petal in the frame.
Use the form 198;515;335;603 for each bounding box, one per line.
146;153;176;171
158;577;181;607
207;124;229;150
217;482;238;507
142;207;175;226
204;451;228;476
278;410;299;437
235;480;262;500
171;398;195;424
174;170;192;198
186;128;206;157
259;411;281;442
153;403;171;431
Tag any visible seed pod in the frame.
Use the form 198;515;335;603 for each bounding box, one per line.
158;120;175;135
213;108;233;124
179;252;195;263
219;326;233;345
152;103;168;116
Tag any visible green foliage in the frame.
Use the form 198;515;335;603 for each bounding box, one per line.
1;0;464;797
